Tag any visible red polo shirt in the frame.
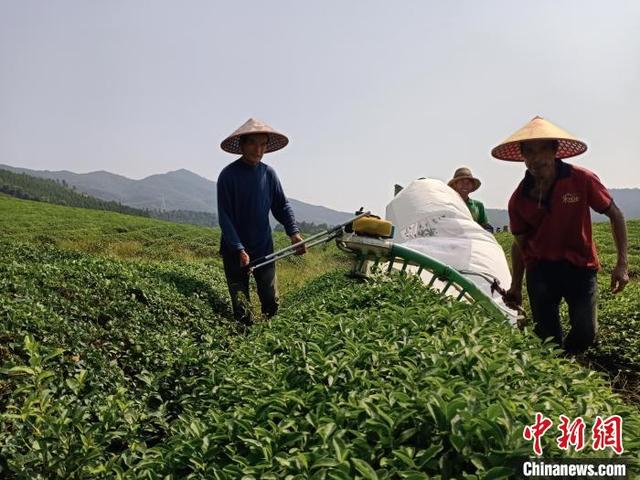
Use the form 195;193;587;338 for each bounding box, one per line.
508;161;612;270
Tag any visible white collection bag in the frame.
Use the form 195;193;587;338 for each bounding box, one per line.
385;178;517;325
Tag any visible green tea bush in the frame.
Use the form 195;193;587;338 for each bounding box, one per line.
497;222;640;399
133;272;637;479
1;198;638;479
0;242;238;478
7;268;633;478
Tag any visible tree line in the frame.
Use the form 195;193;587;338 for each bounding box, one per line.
0;169;219;228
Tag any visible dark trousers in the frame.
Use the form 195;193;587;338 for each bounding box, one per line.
222;251;278;325
526;261;598;354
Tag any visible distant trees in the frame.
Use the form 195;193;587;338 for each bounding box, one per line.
274;220;331;235
149;210;218;227
0;169;148;217
0;169;221;228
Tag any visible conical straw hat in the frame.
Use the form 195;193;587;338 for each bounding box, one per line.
448;166;481;192
491;116;587;161
220;118;289;154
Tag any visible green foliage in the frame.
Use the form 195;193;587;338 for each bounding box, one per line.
0;195;638;478
0;168;219;229
0;194;221;261
497;222;640;397
274;220;332;235
0;241;236;478
150;209;218;228
2;269;638;478
0;169;150;218
590;221;640;385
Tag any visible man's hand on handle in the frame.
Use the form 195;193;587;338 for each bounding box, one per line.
239;249;250;268
503;285;523;310
290;233;307;255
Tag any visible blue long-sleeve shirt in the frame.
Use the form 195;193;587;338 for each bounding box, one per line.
217;159;299;259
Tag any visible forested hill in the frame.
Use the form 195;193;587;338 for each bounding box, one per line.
0;169;219;227
0;164;354;226
0;168;149;218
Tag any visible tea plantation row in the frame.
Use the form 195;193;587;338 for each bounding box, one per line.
2;195;639;478
1;241;639;478
496;221;640;402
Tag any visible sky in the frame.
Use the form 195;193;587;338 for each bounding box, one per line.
1;0;639;216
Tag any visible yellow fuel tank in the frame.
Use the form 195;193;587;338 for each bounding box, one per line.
352;216;394;238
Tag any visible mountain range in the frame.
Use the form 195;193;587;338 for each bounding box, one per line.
2;164;638;227
486;189;640;228
0;164;354;226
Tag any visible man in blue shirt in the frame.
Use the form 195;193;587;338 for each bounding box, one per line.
218;118;305;326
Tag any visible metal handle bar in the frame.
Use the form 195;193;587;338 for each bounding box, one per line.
245;210;371;270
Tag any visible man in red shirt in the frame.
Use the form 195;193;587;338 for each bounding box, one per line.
492;116;628;354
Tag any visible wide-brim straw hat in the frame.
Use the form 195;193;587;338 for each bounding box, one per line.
220;118;289;154
448;167;481;192
491;116;587;161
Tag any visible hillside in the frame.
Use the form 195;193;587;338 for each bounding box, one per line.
6;164;637;230
488;186;640;229
0;164;354;226
593;188;640;222
1;196;639;478
0;168;222;228
0;168;150;218
0;194;347;293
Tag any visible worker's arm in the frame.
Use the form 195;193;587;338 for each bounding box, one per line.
603;201;629;293
478;202;489;228
217;174;248;266
504;234;527;307
269;168;306;255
